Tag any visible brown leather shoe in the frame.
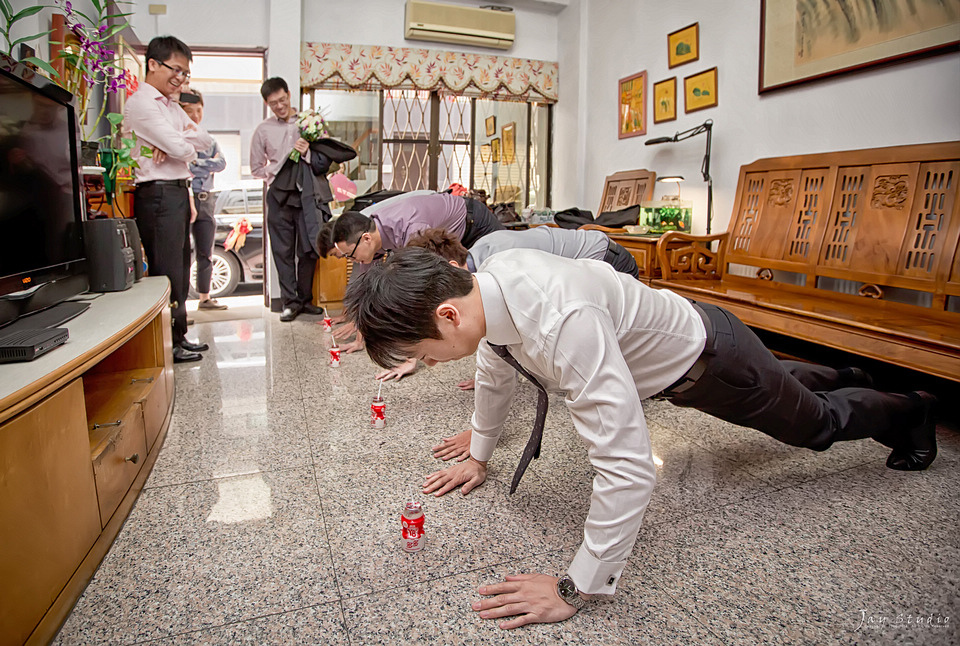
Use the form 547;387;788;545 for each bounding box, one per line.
198;298;228;310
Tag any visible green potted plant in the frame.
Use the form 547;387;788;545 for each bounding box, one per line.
0;1;59;75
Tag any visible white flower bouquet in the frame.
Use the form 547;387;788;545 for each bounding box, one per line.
289;109;329;162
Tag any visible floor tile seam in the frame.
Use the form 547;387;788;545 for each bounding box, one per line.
331;547;571;604
141;463;312;491
123;599;346;646
642;578;735;644
311;461;350;605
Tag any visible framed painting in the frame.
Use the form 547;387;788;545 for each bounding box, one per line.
480;143;492;163
653;77;677;123
668;22;700;68
502;122;516;164
491;137;501;163
684;67;718;113
485;115;496;137
760;0;960;93
618;70;647;139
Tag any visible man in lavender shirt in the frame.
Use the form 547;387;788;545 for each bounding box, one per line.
250;77;325;322
123;36;214;363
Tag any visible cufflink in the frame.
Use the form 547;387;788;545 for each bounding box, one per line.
607;575;617;586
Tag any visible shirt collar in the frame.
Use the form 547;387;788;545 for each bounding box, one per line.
475;272;521;346
141;82;170;105
466;253;476;273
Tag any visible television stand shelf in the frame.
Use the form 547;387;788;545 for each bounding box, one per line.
0;278;174;646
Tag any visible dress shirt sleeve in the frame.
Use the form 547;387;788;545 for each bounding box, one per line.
123;99;200;163
193;140;226;173
546;305;657;596
249;126;269;180
468;341;519;461
178;108;214;153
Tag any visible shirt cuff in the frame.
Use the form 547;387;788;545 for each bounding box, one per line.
568;542;626;595
468;412;500;462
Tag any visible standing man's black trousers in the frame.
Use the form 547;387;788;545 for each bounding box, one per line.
265;190;317;309
134;180;191;347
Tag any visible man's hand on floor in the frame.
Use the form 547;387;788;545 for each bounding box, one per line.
423;457;486;496
432;429;471;462
472;573;579;629
376;357;418;382
341;338;364;354
457;378;476;391
332;320;356;341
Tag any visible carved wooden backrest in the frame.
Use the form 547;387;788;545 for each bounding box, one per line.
598;169;657;214
724;142;960;309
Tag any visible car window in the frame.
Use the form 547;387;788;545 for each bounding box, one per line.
215;190;247;215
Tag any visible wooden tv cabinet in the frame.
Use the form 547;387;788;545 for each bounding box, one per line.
0;278;174;646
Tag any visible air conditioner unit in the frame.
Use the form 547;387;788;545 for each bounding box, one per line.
405;1;515;50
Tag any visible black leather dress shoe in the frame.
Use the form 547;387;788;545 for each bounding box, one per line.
887;391;938;471
280;306;300;322
300;303;324;315
173;346;203;363
180;339;209;353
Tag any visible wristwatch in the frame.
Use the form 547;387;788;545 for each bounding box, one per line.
556;575;585;611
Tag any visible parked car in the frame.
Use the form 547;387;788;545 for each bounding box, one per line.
189;186;264;298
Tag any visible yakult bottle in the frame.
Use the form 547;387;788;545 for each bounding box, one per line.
322;316;333;332
401;501;425;552
370;396;386;428
329;346;341;367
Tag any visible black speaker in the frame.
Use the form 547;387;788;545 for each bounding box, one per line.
118;218;144;281
83;219;135;292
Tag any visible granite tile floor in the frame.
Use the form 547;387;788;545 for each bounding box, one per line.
55;313;959;645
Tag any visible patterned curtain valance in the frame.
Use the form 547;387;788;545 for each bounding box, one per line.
301;43;558;102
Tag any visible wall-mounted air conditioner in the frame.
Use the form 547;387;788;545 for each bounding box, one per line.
405;1;515;50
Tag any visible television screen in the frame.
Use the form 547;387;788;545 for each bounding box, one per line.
0;63;86;303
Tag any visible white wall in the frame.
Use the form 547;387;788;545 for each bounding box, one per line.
302;0;558;61
128;0;270;48
556;0;960;234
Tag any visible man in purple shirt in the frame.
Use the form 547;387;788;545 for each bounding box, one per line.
123;36;214;363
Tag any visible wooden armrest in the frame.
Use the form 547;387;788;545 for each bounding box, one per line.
579;224;627;234
657;231;729;280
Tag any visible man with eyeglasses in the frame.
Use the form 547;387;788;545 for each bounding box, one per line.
250;77;326;322
123;35;214;363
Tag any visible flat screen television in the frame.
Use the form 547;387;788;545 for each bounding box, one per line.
0;55;88;328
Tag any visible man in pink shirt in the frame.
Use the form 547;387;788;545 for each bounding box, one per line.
123;35;214;363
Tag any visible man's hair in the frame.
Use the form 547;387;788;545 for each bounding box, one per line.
334;211;373;242
317;222;336;258
260;77;289;101
189;88;203;105
146;36;192;66
345;247;474;368
407;227;469;265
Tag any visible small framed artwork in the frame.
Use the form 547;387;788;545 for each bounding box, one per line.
480;144;492;163
668;22;700;68
485;115;496;137
653;77;677;123
491;137;501;163
684;67;718;113
502;122;516;164
617;70;647;139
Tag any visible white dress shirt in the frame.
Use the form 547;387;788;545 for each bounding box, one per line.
250;115;308;187
122;82;213;183
466;227;610;272
468;249;706;595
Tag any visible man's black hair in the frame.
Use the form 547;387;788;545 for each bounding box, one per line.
344;247;474;368
145;36;192;66
332;211;373;244
260;77;289;101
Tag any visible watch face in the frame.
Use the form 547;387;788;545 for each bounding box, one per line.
558;577;577;598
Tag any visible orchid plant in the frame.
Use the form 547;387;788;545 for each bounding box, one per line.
53;0;132;141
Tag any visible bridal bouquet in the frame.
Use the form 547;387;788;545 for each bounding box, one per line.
289;109;329;162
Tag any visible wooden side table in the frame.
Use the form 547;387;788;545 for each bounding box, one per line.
609;234;685;283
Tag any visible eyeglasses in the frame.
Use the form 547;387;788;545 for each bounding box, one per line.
157;60;190;80
339;236;363;260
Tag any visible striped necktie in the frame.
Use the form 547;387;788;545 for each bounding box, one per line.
486;342;548;494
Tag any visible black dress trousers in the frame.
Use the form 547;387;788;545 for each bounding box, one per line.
134;181;191;347
265;189;318;309
668;303;919;451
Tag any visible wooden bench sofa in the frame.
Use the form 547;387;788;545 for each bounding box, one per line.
651;142;960;382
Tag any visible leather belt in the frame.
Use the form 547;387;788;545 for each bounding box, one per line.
139;179;189;189
657;302;715;397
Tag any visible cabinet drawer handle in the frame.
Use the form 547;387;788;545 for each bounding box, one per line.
131;377;155;384
93;420;122;429
125;453;140;464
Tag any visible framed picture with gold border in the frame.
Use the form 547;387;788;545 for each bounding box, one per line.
502;122;516;164
491;137;501;163
653;77;677;123
668;22;700;68
485;115;496;137
617;70;647;139
684;67;718;113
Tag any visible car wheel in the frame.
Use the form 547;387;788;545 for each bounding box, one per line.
190;249;241;299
